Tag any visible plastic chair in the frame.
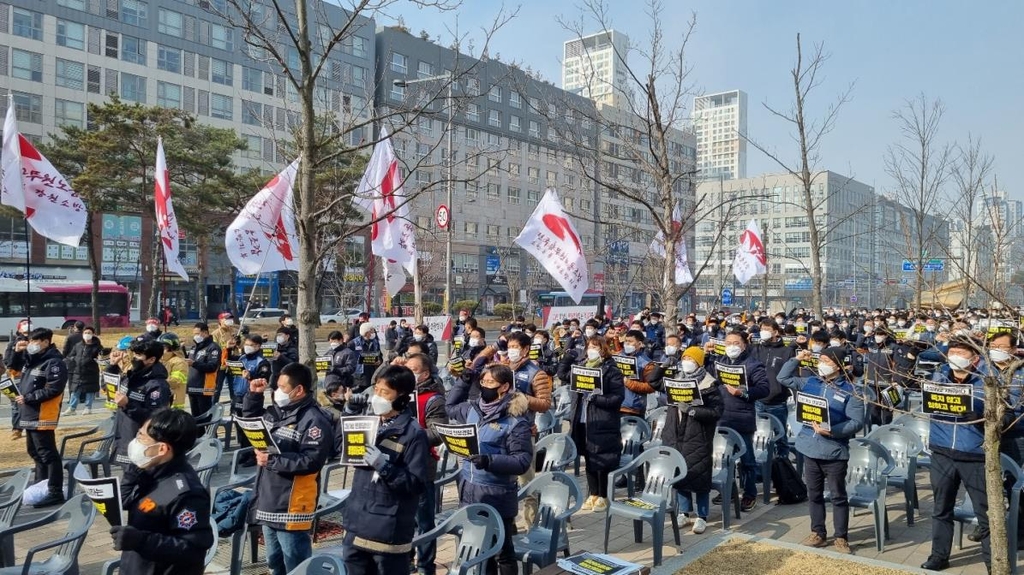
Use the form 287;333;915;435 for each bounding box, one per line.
312;463;352;543
953;453;1023;572
551;385;574;425
514;472;583;574
211;447;258;513
785;404;805;474
619;416;651;468
892;413;931;468
711;426;746;529
0;495;96;575
287;553;347;574
644;406;668;448
846;438;895;552
0;469;30;567
533;433;577;473
434;444;461;514
59;415;116;480
195;403;226;442
187;438;224;490
754;413;785;504
534;410;557;439
867;424;923;525
603;446;687;566
412;503;505;575
102;517;219;574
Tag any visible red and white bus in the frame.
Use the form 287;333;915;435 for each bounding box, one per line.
0;279;131;334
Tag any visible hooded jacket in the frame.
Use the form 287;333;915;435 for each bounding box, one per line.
186;337;221;397
557;354;625;472
660;368;723;492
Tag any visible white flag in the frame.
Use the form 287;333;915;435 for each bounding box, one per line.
354;127;417;274
382;257;407;297
1;100;85;246
650;205;694;285
154;138;188;281
514;189;589;303
225;157;301;275
732;218;767;285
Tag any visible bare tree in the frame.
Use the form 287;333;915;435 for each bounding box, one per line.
741;34;854;316
942;135;994;307
884;94;952;310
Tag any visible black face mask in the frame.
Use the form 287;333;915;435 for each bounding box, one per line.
131;359;147;373
480;386;502;403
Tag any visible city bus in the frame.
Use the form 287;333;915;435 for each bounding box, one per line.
0;279;131;335
536;290;608;328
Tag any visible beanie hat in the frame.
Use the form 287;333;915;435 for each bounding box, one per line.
682;346;705;366
359;322;375;337
821;347;849;369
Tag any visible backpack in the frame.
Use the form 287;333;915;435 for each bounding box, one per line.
771;457;808;504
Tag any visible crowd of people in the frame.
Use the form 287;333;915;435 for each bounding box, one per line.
1;304;1021;574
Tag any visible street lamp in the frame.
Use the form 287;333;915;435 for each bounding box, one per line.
393;75;455;355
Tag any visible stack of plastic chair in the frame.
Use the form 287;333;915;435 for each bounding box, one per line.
0;495;96;575
753;413;785;504
866;424;923;525
846;438;895;552
711;426;746;529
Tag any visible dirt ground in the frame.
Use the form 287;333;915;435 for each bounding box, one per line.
0;427;95;470
675;538;916;575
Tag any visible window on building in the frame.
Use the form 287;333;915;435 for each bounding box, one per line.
510;91;521;109
121;35;146;65
417;60;432;79
121;0;148;26
211;24;233;51
12;92;42;124
12;8;43;41
465;128;479;145
389;83;404;101
241;100;262;125
351;36;367;57
158;8;182;36
526;189;540;204
11;50;42;82
105;33;119;58
55;59;85;89
154;46;181;73
509;115;521;132
157;81;181;109
120;73;146;103
351;65;366;83
487;183;500;200
527;167;539;185
240;66;260;92
54;99;85;128
486;224;500;238
488;110;501;128
56;20;86;50
242;133;261;159
211;58;232;85
488;86;501;103
463;222;478;236
210;93;232;119
391;52;407;74
466;78;480;96
466;103;479;122
87;67;101;93
58;0;87;10
507;187;520;205
529;120;539;138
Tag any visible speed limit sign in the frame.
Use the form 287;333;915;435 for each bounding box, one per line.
436;204;450;229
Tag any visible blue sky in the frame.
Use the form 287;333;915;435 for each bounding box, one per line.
384;0;1023;201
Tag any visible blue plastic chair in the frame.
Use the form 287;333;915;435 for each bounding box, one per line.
514;472;582;573
287;553;347;574
892;413;931;468
711;426;746;529
412;503;505;575
754;413;785;504
0;469;30;567
846;438;895;552
534;433;577;473
867;424;923;525
0;495;96;575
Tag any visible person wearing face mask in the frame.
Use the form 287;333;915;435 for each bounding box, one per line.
61;320;85;357
340;366;429;575
384;320;400;360
109;340;173;467
556;335;624;512
452;328;494;394
778;346;866;555
233;335;272;458
531;330;556;376
800;331;831;377
211;312;239;404
270;327;299;391
4;318;31;440
658;346;723;535
706;330;771;512
139;317;163;342
982;330;1024;546
8;327;68;507
618;330;658;417
403;353;446;575
752;320;796;460
63;326;102;416
278;314;299;344
914;317;939;345
409;324;438;365
114;409;213;575
920;337;990;572
446;364;531;575
644;313;666;356
185;323;221;418
157;333;189;409
244;363;334;575
323;330;357;393
350;323;383;394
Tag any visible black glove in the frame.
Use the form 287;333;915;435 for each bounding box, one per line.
468;454;490;470
110;525;147;551
343;393;368;415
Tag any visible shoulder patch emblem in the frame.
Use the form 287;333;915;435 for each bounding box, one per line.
138;498;156;513
150;390;162;399
307;426;321;440
176;509;198;530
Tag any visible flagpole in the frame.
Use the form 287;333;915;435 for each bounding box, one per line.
239;239;274;321
23;219;30;325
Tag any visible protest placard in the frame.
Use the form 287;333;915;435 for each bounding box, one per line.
339;416;379;465
880;384;904;408
102;372;123;410
226;361;244;377
0;376;17;401
714;362;747;391
612;355;637;378
569;364;603;394
781;335;798;347
796;392;831;430
435;423;479;458
234;416;281;454
315;356;331;374
556;552;645;575
709;338;726;356
261;343;276;359
799;353;820;370
529;344;542;361
360;352;382;367
78;475;123;526
664;378;703;406
922;382;973;416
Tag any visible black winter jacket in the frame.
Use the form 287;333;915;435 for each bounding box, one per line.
707;348;770;435
110;362;173;464
186;337;221;396
660;369;723;493
557;353;624;472
67;339;103;394
10;345;67;430
751;339;796;405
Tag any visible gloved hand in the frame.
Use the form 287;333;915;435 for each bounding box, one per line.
467;454;490;470
363;445;390;471
110;525;147;551
344;393;368;415
590;386;603;397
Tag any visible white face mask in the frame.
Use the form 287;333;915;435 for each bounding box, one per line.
874;335;887;344
724;345;742;359
507;348;522;362
276;335;287;345
681;359;698;374
146;324;159;333
243;345;258;355
83;333;94;342
329;342;341;350
863;326;873;333
469;338;481;348
810;344;824;353
127;438;160;469
830;340;841;348
273;388;293;408
926;325;936;332
413;334;425;341
283;319;294;327
623;344;636;354
533;338;544;346
193;335;204;344
826;323;835;329
817;363;836;378
26;342;43;355
990;349;1013;363
224;319;235;327
365;332;376;340
370;394;393;415
584;329;596;338
759;330;773;341
664;345;678;356
948;355;973;371
586;348;601;361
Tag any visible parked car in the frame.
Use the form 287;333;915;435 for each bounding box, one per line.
319;308;365;324
240;307;289;326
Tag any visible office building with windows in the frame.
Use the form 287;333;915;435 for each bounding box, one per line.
562;29;629;108
693;90;747;181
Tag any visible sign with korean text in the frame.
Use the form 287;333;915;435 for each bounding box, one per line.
339;416;379;465
0;376;17;401
922;382;972;417
664;378;703;406
529;344;542;361
569;365;603;394
315;356;331;374
880;385;904;408
102;372;124;410
434;423;479;458
799;352;820;370
226;361;244;377
78;475;123;526
234;416;281;454
714;362;747;391
261;342;276;359
709;338;726;356
612;355;637;378
795;392;831;431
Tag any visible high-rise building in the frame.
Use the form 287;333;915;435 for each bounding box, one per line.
693;90;747;181
561;30;629;108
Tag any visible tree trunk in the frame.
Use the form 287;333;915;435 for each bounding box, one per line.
197;234;208;320
86;212;101;332
294;0;317;366
984;375;1010;575
661;202;678;337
